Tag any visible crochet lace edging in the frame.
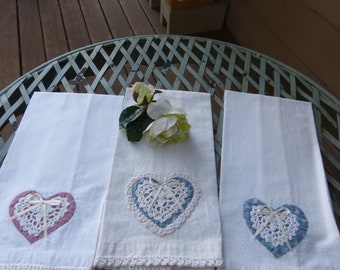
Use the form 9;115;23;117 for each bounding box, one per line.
94;256;224;268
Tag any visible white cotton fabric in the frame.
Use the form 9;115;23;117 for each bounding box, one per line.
0;92;123;270
94;89;223;269
219;90;340;269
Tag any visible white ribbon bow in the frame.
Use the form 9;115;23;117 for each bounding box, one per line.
253;204;292;250
147;176;185;213
10;193;61;240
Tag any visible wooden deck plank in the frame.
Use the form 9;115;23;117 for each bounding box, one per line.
0;0;19;89
119;0;156;35
18;0;46;73
99;0;134;38
0;0;239;91
79;0;113;43
38;0;69;59
59;0;91;50
138;0;167;34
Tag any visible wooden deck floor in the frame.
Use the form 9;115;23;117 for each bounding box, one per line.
0;0;238;90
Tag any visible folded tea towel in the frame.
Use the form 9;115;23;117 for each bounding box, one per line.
94;89;223;269
219;90;340;269
0;92;123;270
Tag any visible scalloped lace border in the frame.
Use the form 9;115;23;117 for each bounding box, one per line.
94;256;224;269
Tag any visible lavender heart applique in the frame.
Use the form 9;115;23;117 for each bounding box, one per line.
243;198;308;258
9;190;76;243
126;174;200;236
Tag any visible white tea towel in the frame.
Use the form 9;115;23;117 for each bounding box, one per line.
219;90;340;269
0;92;123;270
94;89;223;269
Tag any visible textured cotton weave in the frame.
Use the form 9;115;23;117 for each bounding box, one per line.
0;92;123;270
219;91;340;269
94;89;223;269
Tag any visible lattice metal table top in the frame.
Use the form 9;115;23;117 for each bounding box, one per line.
0;35;339;221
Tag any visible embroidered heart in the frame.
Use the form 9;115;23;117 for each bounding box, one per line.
9;190;76;244
126;174;200;235
243;198;308;258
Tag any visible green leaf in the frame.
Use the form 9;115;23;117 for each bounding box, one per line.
119;105;146;128
126;111;153;142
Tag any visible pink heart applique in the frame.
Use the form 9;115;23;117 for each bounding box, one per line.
9;190;76;244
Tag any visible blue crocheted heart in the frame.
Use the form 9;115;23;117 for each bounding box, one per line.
126;174;200;236
243;198;309;258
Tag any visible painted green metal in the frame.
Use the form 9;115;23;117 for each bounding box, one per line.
0;35;339;219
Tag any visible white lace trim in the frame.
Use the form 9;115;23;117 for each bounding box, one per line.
94;256;224;268
126;173;201;235
250;205;300;247
13;194;70;237
108;267;216;270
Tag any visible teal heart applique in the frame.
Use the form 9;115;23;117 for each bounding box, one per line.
126;174;200;236
243;198;309;258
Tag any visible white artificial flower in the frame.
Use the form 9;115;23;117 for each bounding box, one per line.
144;99;191;147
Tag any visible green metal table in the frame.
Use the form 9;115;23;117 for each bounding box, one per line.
0;35;339;225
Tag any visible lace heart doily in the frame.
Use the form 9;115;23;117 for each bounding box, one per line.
243;198;309;258
126;173;200;235
9;190;76;243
